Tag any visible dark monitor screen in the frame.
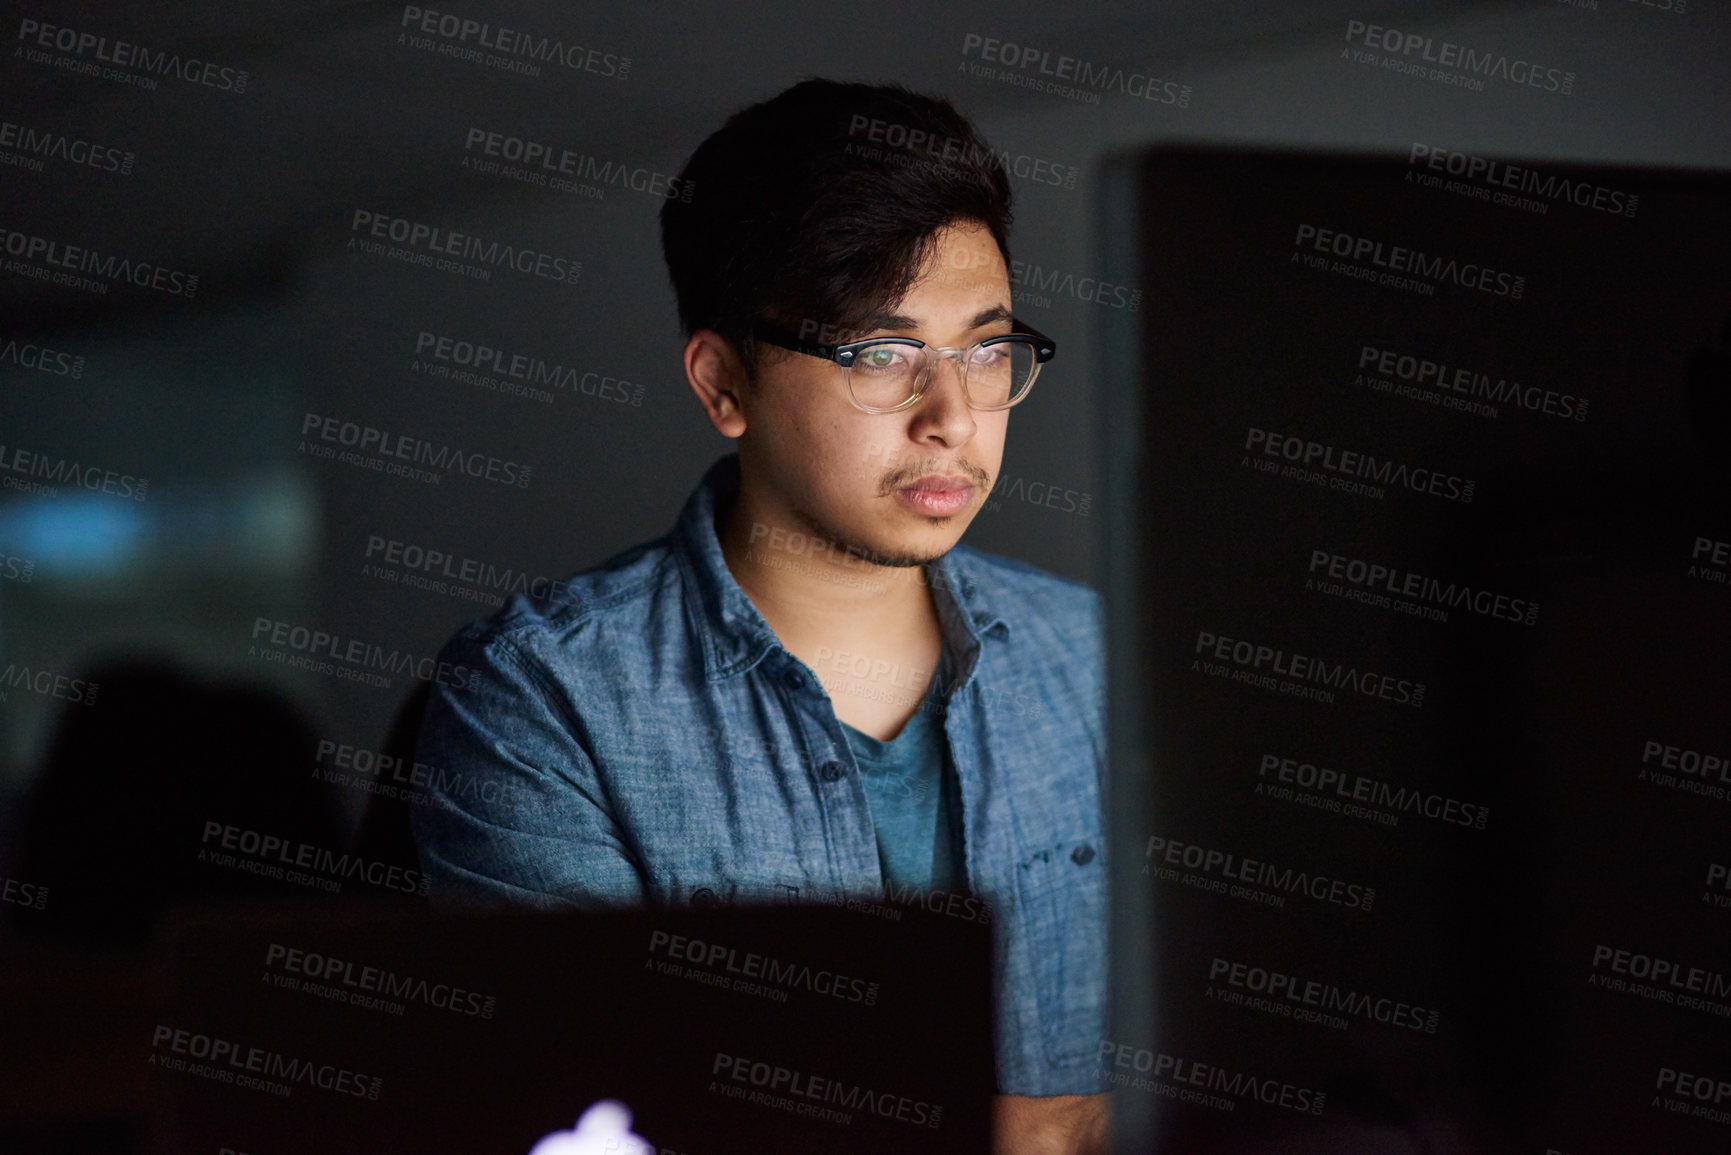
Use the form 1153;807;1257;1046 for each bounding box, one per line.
1099;146;1731;1153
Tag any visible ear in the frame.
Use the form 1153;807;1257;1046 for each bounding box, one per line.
683;329;750;438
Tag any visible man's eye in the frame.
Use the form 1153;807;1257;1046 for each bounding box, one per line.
860;347;908;369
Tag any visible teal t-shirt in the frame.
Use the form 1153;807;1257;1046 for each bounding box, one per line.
838;664;968;895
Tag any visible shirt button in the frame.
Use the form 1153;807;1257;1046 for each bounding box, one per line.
1070;843;1096;866
690;887;718;908
819;761;846;782
782;668;806;690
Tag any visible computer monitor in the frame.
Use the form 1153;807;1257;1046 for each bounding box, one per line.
1100;145;1731;1153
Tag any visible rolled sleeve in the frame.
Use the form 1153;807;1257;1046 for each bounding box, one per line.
411;627;648;910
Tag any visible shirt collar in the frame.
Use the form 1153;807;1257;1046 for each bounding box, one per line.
669;453;1010;684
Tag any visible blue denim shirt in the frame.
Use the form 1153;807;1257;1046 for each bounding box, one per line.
411;454;1107;1095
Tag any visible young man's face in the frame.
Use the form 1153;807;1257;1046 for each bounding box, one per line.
739;221;1013;568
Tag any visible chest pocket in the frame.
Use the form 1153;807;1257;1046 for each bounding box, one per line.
1014;833;1107;1066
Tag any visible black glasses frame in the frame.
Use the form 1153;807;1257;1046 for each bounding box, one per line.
750;318;1057;368
748;317;1057;414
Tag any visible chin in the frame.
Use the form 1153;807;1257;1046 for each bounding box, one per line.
849;531;950;569
883;526;968;566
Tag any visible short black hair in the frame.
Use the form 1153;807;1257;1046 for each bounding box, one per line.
660;78;1014;372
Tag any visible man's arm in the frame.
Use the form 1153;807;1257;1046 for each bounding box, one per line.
992;1092;1111;1155
411;628;646;907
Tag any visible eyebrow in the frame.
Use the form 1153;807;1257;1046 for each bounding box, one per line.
854;304;1014;336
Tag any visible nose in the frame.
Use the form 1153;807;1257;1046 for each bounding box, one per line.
909;350;978;446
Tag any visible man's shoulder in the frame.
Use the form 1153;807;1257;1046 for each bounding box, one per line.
442;534;682;663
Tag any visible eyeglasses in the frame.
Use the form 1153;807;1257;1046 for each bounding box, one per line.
750;318;1057;414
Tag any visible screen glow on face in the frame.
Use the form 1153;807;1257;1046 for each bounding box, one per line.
740;222;1016;569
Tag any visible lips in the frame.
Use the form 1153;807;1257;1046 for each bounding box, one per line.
896;474;975;517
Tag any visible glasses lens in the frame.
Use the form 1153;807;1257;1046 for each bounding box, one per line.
847;342;926;410
844;337;1043;411
965;338;1040;408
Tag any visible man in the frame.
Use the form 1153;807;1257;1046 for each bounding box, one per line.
413;78;1108;1153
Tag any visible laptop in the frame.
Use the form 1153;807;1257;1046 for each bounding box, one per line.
141;900;993;1154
